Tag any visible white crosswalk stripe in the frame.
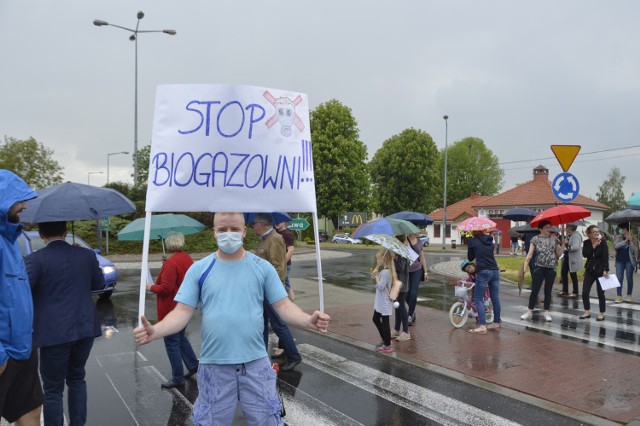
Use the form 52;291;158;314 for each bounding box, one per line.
296;344;521;426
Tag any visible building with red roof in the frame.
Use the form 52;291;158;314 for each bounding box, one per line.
428;166;609;249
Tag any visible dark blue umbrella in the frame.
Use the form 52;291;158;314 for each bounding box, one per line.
20;181;136;223
244;212;292;225
503;208;537;221
386;211;433;226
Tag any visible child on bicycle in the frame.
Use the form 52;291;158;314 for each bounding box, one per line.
371;250;397;353
457;260;492;324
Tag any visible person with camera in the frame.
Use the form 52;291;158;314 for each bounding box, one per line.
560;224;583;298
579;225;610;321
613;222;637;303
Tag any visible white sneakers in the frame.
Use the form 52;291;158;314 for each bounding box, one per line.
624;295;633;302
520;310;552;321
395;332;411;342
615;296;623;303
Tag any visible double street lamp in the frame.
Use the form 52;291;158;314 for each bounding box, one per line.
93;11;176;186
442;115;449;250
88;171;103;185
107;151;130;185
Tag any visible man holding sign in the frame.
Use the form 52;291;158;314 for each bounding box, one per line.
134;212;329;425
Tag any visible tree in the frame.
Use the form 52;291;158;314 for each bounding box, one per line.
310;100;370;229
0;136;63;189
439;137;504;205
132;144;151;189
596;167;626;217
369;128;440;215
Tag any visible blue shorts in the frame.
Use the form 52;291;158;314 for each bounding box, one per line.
193;357;283;426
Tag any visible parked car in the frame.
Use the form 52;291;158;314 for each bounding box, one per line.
331;233;362;244
417;234;430;247
18;231;118;299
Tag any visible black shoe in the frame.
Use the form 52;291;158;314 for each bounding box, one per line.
184;367;198;379
281;358;302;372
161;380;185;389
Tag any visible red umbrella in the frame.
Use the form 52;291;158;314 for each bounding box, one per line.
529;205;591;227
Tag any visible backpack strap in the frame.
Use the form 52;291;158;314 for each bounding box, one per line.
198;255;217;299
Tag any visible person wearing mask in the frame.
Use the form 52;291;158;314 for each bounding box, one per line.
467;229;502;334
134;212;330;425
613;222;637;303
146;232;199;389
579;225;610;321
521;220;564;322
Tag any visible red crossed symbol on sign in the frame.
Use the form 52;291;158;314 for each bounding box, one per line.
263;90;305;134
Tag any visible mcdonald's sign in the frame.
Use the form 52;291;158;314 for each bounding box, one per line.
340;212;368;227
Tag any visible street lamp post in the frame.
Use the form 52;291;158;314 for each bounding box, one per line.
93;12;176;187
107;151;130;185
88;171;103;185
442;115;449;250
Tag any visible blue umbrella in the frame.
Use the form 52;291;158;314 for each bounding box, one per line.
503;208;537;221
627;192;640;207
386;211;433;226
244;212;292;225
20;181;136;223
352;218;420;239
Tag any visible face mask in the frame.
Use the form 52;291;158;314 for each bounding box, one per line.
216;231;243;254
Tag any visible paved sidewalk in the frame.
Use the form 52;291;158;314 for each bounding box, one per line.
292;262;640;425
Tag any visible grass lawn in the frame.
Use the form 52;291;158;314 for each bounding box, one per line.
495;256;585;286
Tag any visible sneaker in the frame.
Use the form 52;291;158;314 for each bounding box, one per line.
396;332;411;342
375;345;393;353
391;330;400;339
520;311;533;320
544;312;552;322
412;314;417;323
568;293;578;299
615;296;623;303
624;295;633;302
374;342;385;350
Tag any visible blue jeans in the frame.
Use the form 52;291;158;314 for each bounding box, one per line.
39;337;94;426
474;269;501;325
163;327;199;383
406;270;422;318
263;302;300;362
616;259;634;296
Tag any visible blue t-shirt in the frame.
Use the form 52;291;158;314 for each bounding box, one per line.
175;252;287;365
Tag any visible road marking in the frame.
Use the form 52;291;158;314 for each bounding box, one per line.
142;365;193;409
104;371;140;426
279;380;363;426
502;314;640;353
298;344;521;426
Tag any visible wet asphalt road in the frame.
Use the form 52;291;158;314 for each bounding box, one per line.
79;248;586;425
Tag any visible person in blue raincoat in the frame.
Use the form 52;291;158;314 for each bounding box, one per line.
0;169;43;425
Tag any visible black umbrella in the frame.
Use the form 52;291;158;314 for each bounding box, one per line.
509;224;540;235
386;211;433;227
605;208;640;224
503;208;537;221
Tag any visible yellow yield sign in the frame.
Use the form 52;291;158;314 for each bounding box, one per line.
551;145;581;172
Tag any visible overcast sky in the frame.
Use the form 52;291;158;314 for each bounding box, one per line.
1;1;638;201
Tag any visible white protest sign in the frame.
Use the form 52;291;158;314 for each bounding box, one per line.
146;84;316;213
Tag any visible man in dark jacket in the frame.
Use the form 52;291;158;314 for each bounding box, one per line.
0;169;42;426
26;221;104;425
